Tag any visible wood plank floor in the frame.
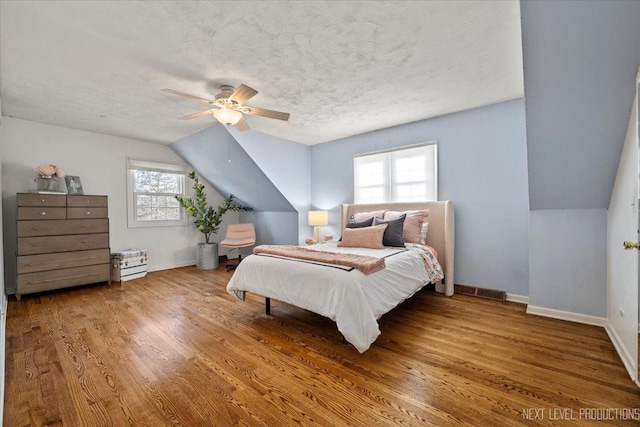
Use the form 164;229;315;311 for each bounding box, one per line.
4;266;640;426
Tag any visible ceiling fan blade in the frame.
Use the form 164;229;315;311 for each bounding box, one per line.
162;89;215;105
178;109;216;120
235;116;251;132
244;106;290;121
228;84;258;104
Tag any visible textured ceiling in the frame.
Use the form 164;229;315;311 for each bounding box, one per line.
0;1;523;146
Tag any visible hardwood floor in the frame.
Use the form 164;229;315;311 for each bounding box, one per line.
4;266;640;426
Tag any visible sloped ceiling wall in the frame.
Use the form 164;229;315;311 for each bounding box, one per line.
227;127;311;213
170;124;295;212
521;0;640;210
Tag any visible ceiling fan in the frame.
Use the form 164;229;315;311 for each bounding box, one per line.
162;84;290;132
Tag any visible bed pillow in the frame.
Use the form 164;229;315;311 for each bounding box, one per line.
338;224;387;249
339;217;375;241
421;222;429;244
347;217;374;228
373;214;406;247
384;210;429;244
352;210;386;223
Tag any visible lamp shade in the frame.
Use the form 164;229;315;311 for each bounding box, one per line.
308;210;328;226
213;107;243;125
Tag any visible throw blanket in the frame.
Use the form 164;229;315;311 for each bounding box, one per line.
253;245;385;275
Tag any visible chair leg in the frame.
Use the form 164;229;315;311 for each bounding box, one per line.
226;253;243;271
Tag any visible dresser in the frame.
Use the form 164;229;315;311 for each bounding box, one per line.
16;193;111;299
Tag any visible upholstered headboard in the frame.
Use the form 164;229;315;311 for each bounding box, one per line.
341;201;455;296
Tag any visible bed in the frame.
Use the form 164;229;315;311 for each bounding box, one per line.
226;201;455;352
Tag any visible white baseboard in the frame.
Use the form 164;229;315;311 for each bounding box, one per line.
505;293;529;304
149;255;246;272
526;305;607;327
148;260;196;273
604;320;638;383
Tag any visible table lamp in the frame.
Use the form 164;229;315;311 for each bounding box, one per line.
308;210;328;243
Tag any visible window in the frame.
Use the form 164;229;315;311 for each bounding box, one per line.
127;159;186;228
353;143;437;203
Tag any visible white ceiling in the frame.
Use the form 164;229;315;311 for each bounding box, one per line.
0;1;524;146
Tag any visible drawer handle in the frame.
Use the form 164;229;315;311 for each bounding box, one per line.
28;272;103;284
86;200;91;204
82;240;95;244
41;199;45;202
41;212;46;216
85;211;91;215
80;225;94;229
31;226;52;230
27;256;100;266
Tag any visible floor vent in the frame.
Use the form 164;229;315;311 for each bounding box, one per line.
454;284;506;301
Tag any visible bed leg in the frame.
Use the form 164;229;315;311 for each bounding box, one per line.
265;297;271;315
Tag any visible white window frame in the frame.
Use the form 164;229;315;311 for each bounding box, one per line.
353;142;438;204
127;159;187;228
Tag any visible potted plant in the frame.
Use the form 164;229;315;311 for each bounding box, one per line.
176;171;253;270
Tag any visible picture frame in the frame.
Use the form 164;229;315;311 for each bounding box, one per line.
65;175;84;195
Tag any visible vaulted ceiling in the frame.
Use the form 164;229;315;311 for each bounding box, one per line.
521;1;640;210
0;1;524;146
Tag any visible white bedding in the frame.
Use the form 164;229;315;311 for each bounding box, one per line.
226;241;444;353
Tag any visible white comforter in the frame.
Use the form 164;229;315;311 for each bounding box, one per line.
226;241;444;353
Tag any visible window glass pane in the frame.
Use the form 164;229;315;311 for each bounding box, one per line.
394;183;427;202
137;194;151;208
359;187;384;203
395;156;426;183
166;207;180;220
129;162;185;226
354;143;437;204
358;162;384;186
134;170;152;192
157;173;181;193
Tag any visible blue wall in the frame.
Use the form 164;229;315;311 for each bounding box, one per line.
228;127;312;244
529;209;607;316
171;124;295;212
311;98;530;295
521;0;640;317
521;0;640;210
170;124;299;246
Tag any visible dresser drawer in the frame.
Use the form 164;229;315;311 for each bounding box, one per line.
17;219;109;237
67;195;107;208
17;207;67;220
17;264;110;295
17;249;110;274
17;193;66;207
18;233;109;255
67;207;108;219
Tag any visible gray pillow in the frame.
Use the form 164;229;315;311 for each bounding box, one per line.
373;214;406;247
340;217;375;241
348;217;374;228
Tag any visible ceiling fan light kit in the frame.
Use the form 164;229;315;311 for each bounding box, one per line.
213;107;242;125
162;84;290;131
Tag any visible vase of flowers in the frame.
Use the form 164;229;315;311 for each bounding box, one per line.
35;164;64;192
176;171;253;270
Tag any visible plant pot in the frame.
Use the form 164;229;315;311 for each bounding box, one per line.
35;176;59;192
196;242;219;270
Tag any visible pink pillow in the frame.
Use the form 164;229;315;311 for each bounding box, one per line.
338;224;388;249
384;209;429;244
352;210;386;223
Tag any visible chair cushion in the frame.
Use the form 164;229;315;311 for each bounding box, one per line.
221;237;255;248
